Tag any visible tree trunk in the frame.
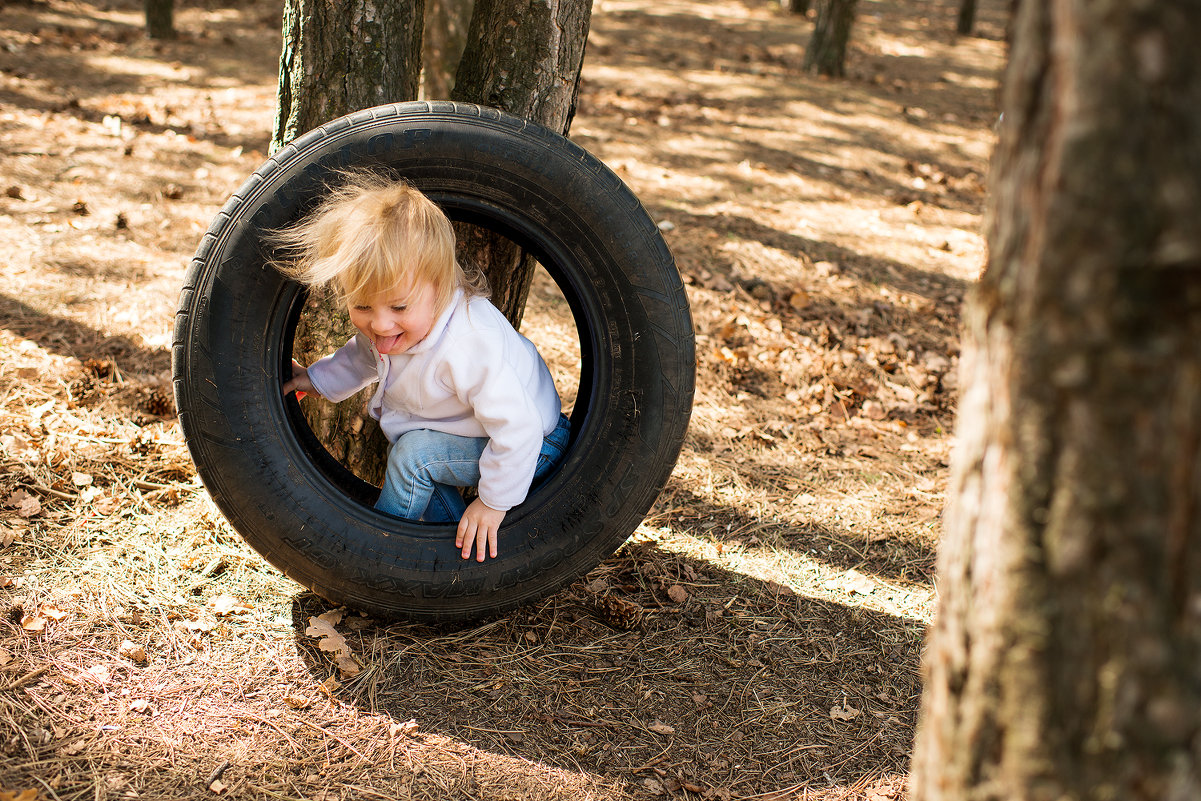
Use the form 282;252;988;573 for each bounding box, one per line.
143;0;175;40
449;0;592;325
783;0;810;15
272;0;425;151
956;0;976;36
422;0;475;99
802;0;858;78
911;3;1201;800
273;0;425;486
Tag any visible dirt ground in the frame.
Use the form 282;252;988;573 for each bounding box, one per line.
0;0;1007;798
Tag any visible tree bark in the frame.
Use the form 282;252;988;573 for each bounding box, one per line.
911;3;1201;800
956;0;976;36
143;0;175;40
802;0;858;78
273;0;425;486
272;0;425;151
450;0;592;324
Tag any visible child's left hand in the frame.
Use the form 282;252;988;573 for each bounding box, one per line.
457;499;506;561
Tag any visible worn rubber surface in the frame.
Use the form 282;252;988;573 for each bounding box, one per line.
172;102;694;621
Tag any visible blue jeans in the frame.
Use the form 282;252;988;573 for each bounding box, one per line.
375;413;570;522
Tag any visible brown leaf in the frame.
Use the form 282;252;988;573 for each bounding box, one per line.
283;694;311;709
317;609;344;626
207;594;252;616
9;490;41;519
0;525;17;548
666;584;688;603
334;653;361;677
830;702;861;721
41;604;69;621
647;719;675;735
118;640;147;662
20;615;46;633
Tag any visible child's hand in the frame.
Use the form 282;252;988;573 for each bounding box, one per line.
283;359;316;397
457;498;506;561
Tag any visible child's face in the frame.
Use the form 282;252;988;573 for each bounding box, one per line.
347;280;441;356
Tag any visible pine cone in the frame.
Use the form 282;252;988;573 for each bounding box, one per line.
593;594;645;630
143;387;174;417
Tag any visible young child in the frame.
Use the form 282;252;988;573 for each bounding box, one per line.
275;173;569;562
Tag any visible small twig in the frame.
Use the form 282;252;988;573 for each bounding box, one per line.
0;665;52;693
204;760;232;788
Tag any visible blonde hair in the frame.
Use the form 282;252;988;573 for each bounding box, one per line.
270;172;488;312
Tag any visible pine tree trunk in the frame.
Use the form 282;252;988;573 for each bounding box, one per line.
143;0;175;40
910;3;1201;800
450;0;592;325
802;0;858;78
956;0;976;36
273;0;426;486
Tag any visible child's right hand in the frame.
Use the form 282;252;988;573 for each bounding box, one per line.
283;359;317;397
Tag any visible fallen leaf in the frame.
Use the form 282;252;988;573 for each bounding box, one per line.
317;609;344;626
319;675;341;695
20;615;47;633
0;525;17;548
128;699;152;714
389;719;418;737
208;779;226;794
71;472;93;487
82;664;112;685
283;694;311;709
666;584;688;603
830;702;861;721
9;490;41;519
788;289;811;309
304;617;339;640
334;653;361;677
207;594;252;615
647;720;675;735
41;605;69;621
118;640;147;662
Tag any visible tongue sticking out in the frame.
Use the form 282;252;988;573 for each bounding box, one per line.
376;334;402;354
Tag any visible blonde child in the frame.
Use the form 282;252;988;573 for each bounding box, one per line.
275;174;568;562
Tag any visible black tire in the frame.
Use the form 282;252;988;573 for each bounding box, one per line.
172;102;694;622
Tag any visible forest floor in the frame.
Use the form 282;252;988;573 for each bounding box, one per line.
0;0;1007;798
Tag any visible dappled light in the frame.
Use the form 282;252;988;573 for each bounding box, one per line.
0;0;1008;797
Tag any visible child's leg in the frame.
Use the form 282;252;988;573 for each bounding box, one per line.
532;413;571;483
375;429;486;521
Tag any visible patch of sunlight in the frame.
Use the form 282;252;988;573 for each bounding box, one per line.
637;524;936;625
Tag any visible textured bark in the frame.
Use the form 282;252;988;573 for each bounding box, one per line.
802;0;858;78
450;0;592;324
956;0;976;35
422;0;475;99
272;0;425;151
273;0;425;485
143;0;175;40
911;2;1201;800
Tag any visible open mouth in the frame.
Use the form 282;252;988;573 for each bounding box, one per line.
375;333;402;354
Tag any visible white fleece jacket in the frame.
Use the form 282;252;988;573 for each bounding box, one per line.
306;290;562;511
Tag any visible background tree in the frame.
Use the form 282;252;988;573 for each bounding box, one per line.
802;0;858;77
273;0;592;480
422;0;475;100
143;0;174;40
782;0;811;16
910;2;1201;799
956;0;976;36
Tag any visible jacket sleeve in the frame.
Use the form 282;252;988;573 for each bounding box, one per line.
306;334;379;403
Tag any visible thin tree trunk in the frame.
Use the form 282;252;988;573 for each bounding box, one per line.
802;0;858;78
144;0;175;40
911;2;1201;800
273;0;426;485
956;0;976;36
450;0;592;325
